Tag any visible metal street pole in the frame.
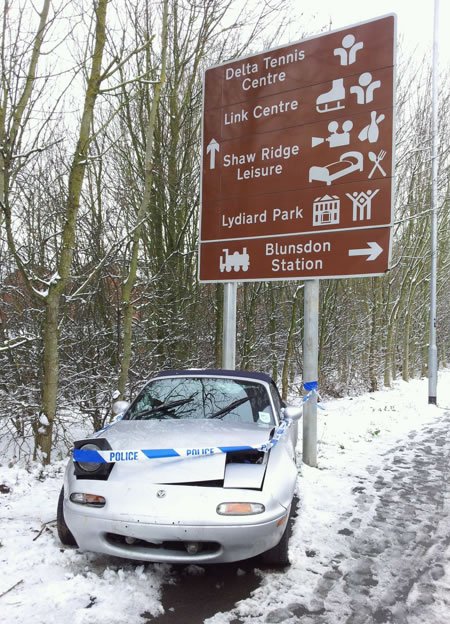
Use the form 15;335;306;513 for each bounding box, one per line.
303;279;319;467
428;0;439;404
222;282;237;369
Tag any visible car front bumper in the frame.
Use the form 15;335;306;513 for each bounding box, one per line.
64;500;289;564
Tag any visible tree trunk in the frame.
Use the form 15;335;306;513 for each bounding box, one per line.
34;0;109;462
34;294;59;461
214;284;224;367
117;0;169;398
369;278;379;392
281;286;302;401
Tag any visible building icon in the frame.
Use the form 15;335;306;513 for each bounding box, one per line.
312;195;340;226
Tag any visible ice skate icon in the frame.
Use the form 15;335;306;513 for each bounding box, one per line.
316;79;346;113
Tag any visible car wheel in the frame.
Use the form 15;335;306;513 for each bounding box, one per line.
57;486;78;547
260;496;298;567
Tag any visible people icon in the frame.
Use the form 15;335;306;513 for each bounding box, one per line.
346;189;380;221
350;72;381;104
334;34;364;66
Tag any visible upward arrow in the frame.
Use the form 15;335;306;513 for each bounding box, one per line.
206;138;220;169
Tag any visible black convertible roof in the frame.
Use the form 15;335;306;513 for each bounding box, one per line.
154;368;276;385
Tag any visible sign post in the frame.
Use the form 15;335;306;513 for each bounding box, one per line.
428;0;439;405
199;15;396;465
303;280;319;467
223;282;237;369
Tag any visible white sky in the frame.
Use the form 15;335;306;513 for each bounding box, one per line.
293;0;450;64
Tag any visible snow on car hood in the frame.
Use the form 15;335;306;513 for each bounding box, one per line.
93;418;273;485
99;418;273;448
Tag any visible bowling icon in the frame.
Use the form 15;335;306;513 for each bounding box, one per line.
358;111;385;143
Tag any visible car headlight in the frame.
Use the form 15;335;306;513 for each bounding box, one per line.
70;492;106;507
73;438;114;480
216;502;265;515
76;443;104;472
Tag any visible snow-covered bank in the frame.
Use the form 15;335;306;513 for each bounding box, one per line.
1;371;449;624
209;371;450;623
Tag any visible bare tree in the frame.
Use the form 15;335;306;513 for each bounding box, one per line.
1;0;110;462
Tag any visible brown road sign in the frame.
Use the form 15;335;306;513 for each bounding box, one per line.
199;227;392;282
203;18;395;111
199;15;396;282
203;66;394;142
201;177;392;242
202;110;393;201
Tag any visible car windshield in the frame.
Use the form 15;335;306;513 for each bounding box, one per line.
124;376;275;425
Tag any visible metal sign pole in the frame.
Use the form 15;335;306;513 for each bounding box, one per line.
303;279;319;467
222;282;237;369
428;0;439;404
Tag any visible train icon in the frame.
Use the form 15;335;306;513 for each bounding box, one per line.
219;248;250;272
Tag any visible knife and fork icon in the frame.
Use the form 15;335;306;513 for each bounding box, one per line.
368;150;387;178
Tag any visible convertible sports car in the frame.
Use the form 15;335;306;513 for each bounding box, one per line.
57;369;302;566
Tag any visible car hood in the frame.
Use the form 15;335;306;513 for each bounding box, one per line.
92;419;273;486
98;418;272;448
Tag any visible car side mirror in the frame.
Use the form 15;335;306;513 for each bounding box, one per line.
112;400;130;417
282;405;302;421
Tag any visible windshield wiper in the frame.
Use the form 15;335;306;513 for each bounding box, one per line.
135;396;196;419
208;397;250;419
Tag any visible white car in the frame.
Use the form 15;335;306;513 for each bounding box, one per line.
58;369;301;566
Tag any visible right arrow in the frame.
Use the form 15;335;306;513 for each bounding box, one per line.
348;241;383;261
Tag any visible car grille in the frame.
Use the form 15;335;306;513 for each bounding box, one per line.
105;533;221;556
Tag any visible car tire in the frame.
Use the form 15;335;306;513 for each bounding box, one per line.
260;496;298;567
57;486;78;547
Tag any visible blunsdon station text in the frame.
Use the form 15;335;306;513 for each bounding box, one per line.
266;240;331;272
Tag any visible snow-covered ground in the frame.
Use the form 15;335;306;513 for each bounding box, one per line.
1;371;449;624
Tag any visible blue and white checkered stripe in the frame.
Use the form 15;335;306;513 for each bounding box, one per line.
72;421;291;464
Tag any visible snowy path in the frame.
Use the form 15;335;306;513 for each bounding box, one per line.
341;417;450;624
309;413;450;623
209;408;450;624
